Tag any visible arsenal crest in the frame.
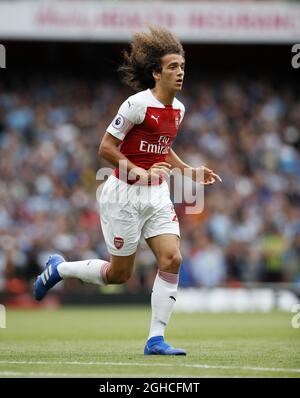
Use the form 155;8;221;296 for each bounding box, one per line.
114;236;124;249
175;116;179;128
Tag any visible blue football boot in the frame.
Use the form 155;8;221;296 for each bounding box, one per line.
144;336;186;355
33;254;64;301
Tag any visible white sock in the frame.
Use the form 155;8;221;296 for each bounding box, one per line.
57;259;110;285
148;270;179;339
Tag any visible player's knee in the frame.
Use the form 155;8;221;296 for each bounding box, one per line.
160;251;182;272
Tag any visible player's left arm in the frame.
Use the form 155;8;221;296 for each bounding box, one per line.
166;148;222;185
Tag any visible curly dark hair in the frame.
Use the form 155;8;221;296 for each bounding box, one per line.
118;26;184;91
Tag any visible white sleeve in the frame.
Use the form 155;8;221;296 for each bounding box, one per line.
173;98;185;125
179;104;185;124
106;98;145;141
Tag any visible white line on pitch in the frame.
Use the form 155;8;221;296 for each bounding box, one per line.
0;371;269;379
0;371;260;379
0;371;156;378
0;360;299;374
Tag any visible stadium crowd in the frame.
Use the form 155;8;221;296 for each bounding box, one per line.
0;75;300;296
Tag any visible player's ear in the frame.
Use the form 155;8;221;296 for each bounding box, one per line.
152;70;161;82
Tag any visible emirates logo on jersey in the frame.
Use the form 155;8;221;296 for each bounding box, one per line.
139;135;171;154
114;236;124;250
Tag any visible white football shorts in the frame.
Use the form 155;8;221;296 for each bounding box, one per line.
99;175;180;256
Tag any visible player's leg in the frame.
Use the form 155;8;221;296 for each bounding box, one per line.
34;175;140;301
58;252;137;285
104;253;136;284
57;252;136;284
141;181;185;355
147;233;182;341
146;233;182;340
34;252;136;301
143;233;186;355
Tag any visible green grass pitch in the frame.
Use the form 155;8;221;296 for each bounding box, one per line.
0;306;299;378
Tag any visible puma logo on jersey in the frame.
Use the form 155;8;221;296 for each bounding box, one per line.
151;115;160;124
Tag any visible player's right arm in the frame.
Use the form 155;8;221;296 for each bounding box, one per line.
99;132;146;177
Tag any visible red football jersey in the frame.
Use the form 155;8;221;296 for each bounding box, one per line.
106;89;185;183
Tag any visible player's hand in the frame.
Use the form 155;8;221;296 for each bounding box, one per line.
148;162;172;183
195;166;222;185
128;166;150;184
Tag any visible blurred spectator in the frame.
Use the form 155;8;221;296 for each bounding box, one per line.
283;231;300;284
190;233;226;288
